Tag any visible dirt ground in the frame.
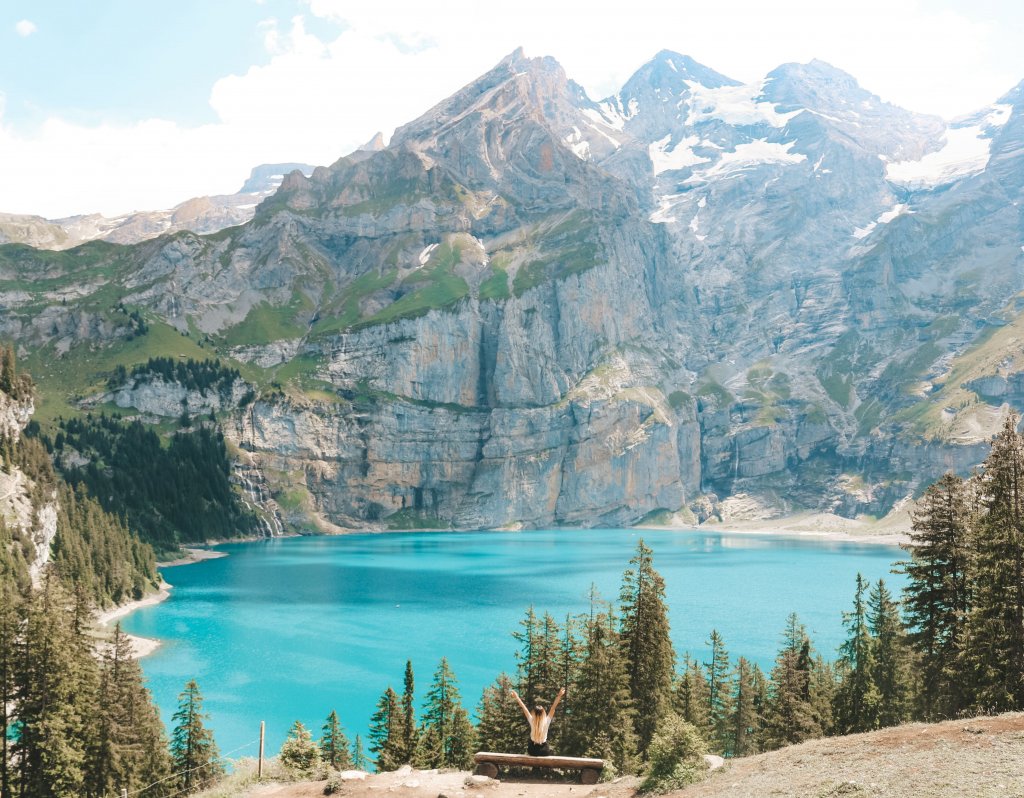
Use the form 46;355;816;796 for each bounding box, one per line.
684;713;1024;798
239;766;639;798
219;713;1024;798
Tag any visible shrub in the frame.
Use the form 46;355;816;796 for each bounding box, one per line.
280;720;322;774
639;713;707;794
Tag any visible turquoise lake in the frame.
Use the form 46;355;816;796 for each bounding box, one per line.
121;529;904;759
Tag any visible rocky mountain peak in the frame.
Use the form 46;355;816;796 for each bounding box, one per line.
762;59;883;116
240;163;317;194
391;49;573;148
632;50;739;91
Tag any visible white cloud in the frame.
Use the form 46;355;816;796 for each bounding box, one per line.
0;0;1020;218
14;19;37;37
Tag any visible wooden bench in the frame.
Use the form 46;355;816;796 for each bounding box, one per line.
473;752;604;784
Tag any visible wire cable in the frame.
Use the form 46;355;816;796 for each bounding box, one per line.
123;737;259;797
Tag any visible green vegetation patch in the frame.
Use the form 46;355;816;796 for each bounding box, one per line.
384;508;450;530
22;319;212;425
695;380;734;409
219;291;311;347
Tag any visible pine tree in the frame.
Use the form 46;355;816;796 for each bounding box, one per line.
85;623;171;797
0;583;19;798
868;579;912;727
551;612;582;751
563;606;637;772
12;576;96;798
320;710;352;771
476;673;526;755
416;658;475;769
704;630;733;752
279;720;321;774
900;471;973;717
169;679;223;794
513;608;562;708
673;655;711;739
760;614;821;750
512;606;541;704
619;539;675;753
0;345;14;395
728;657;760;757
399;660;417;764
367;687;403;772
750;663;768;740
810;654;838;737
351;735;368;771
834;574;881;734
965;415;1024;711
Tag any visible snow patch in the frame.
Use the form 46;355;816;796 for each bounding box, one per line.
852;222;876;240
687;139;807;182
564;127;592;160
586;122;621;149
649;194;684;224
886;125;992;189
985;104;1013;128
877;203;910;224
688;212;706;241
685;81;800;128
648;134;709;175
417;243;438;267
851;203;912;239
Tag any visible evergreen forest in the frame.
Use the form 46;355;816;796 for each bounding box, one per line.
39;413;258;555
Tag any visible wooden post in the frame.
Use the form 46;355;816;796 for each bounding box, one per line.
258;720;265;780
121;789;128;798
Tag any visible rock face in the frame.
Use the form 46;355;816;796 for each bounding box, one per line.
0;391;34;437
0;391;56;581
94;376;251;419
4;50;1024;530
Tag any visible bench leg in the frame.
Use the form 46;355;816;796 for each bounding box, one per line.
474;763;499;778
580;768;600;785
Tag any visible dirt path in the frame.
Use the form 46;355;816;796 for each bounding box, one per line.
236;766;638;798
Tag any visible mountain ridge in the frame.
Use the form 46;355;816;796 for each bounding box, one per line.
2;49;1024;533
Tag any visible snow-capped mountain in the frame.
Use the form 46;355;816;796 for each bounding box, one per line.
3;49;1024;530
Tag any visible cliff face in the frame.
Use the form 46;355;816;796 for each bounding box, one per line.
0;391;57;582
4;53;1024;530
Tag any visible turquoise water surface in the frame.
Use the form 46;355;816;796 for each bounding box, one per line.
121;529;904;759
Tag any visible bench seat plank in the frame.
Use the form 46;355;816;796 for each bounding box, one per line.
473;752;604;769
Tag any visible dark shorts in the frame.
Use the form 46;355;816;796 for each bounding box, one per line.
527;739;551;756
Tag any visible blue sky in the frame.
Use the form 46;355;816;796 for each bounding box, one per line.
1;1;340;129
2;0;1023;217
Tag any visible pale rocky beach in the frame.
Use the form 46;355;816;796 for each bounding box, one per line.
93;547;228;657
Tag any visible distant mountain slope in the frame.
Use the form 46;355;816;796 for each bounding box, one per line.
0;161;318;249
2;49;1024;532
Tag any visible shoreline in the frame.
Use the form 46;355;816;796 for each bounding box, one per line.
93;544;236;658
636;509;913;547
157;545;230;568
95;581;172;658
